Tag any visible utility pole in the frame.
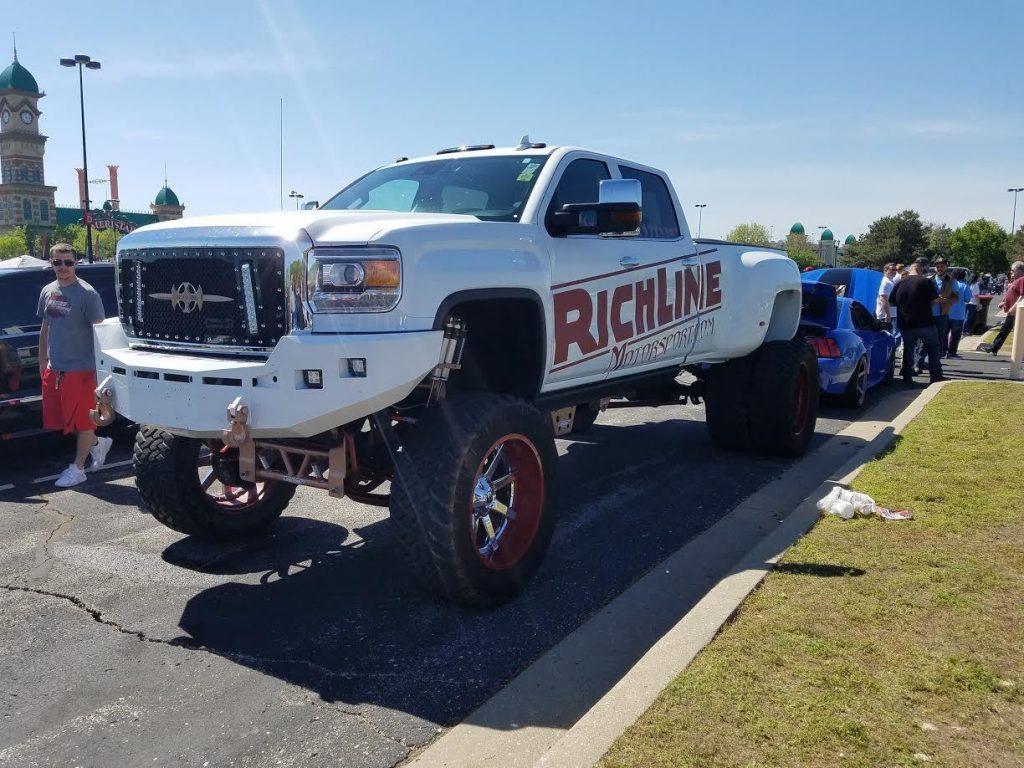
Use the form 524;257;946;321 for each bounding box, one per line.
60;54;102;262
1009;187;1023;235
694;203;707;239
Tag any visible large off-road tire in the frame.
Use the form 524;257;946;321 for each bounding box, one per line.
389;393;559;606
748;339;820;456
841;356;868;407
134;426;295;540
704;353;757;451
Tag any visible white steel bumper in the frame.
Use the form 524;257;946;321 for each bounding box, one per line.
93;319;443;438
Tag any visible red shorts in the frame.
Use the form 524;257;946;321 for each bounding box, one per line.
42;369;98;434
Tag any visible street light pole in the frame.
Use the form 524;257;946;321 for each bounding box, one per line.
694;203;707;239
289;190;304;210
1009;187;1024;235
60;54;101;263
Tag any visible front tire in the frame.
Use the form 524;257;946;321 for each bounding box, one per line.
134;427;295;540
389;393;559;606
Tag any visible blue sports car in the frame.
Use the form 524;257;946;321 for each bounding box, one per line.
799;280;896;407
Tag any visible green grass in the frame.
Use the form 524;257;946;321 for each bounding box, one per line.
601;382;1024;768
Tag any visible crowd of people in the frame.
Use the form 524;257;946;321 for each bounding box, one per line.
875;257;1024;384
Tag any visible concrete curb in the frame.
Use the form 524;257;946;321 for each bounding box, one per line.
404;382;955;768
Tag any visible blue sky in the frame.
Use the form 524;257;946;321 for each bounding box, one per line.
11;0;1024;239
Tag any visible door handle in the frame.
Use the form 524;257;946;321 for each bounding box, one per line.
619;256;640;268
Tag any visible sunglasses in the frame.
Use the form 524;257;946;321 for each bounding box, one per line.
51;259;76;267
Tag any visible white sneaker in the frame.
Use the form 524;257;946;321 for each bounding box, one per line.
90;436;114;469
55;464;87;488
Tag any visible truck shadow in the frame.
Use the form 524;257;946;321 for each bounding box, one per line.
168;408;869;730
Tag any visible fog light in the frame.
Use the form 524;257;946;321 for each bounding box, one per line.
348;358;367;377
303;369;323;388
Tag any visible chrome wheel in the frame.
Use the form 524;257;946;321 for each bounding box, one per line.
470;434;545;570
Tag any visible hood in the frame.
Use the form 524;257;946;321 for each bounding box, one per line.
119;209;479;250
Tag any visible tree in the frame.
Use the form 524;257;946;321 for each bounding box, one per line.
925;222;953;262
950;219;1008;275
782;231;822;269
70;226;120;261
787;247;823;271
1007;225;1024;264
0;233;24;258
842;210;927;269
725;222;772;246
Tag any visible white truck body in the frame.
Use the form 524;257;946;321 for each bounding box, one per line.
97;145;800;438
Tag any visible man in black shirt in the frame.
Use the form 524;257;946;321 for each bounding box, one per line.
890;258;944;383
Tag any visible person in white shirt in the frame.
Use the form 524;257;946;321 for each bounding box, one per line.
876;263;900;352
965;275;982;335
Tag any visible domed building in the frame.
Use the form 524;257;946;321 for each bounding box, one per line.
151;182;184;221
818;228;837;266
844;234;856;245
790;222;805;235
0;49;57;232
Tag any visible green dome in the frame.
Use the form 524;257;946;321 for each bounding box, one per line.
820;228;834;240
102;200;113;212
789;222;805;235
0;59;40;94
154;186;180;207
844;234;856;245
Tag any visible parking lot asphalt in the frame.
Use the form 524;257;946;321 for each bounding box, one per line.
0;351;1009;768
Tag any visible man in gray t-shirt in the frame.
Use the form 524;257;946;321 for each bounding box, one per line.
37;243;114;488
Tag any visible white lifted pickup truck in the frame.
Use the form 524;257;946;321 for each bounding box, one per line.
95;139;818;604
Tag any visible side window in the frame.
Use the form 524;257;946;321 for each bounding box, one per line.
618;166;680;239
545;158;610;232
850;301;875;330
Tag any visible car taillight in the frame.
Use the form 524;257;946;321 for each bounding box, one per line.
807;337;841;358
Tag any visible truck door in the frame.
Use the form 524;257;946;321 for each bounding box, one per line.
610;164;711;374
545;156;650;387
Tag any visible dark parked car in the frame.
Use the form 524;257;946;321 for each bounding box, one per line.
0;263;117;440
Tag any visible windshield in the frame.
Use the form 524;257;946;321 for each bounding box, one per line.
321;155;548;222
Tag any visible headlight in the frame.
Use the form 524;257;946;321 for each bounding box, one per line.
307;246;401;313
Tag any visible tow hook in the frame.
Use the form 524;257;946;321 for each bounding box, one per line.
223;397;257;482
89;376;116;427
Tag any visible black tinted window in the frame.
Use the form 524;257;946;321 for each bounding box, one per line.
618;166;680;239
849;301;875;330
546;159;611;226
0;272;50;327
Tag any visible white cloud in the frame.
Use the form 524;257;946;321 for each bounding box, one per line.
862;119;1000;138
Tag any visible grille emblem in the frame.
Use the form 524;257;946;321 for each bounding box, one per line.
149;283;233;313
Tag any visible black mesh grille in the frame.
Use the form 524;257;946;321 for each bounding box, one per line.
118;247;287;350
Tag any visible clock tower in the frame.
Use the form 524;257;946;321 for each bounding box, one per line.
0;47;57;234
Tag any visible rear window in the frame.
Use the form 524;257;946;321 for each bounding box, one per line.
617;166;681;239
0;272;50;328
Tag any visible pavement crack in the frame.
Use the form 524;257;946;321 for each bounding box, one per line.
308;697;413;759
15;499;77;582
0;584;200;650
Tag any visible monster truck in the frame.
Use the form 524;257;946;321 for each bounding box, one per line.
93;139;818;605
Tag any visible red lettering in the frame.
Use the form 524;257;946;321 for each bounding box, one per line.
705;260;722;307
553;288;598;365
656;268;673;326
674;269;683;320
634;278;655;334
610;283;634;342
595;289;609;349
684;265;702;316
